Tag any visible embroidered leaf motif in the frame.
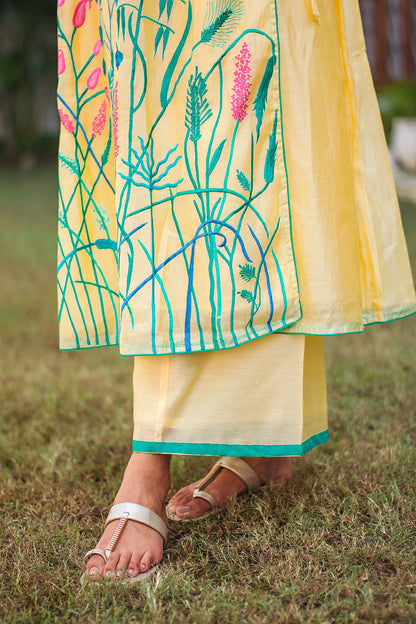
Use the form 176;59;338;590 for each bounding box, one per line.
93;206;111;232
95;238;117;250
209;139;226;175
253;55;276;142
154;25;164;56
117;6;126;39
101;124;112;167
236;169;250;191
185;68;213;143
238;289;255;303
59;152;78;175
163;27;170;55
159;0;167;17
201;0;245;47
239;263;255;282
264;110;278;184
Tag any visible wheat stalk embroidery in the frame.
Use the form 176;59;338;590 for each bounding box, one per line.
201;0;245;47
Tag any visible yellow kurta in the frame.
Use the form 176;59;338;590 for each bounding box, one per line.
57;0;416;355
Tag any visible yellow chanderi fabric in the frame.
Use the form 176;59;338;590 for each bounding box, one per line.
132;333;328;456
57;0;416;356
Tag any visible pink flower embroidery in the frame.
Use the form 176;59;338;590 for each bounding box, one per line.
93;40;102;56
87;67;102;90
57;49;65;75
57;0;66;6
72;0;91;28
113;82;119;157
231;42;252;122
92;99;108;137
58;109;75;134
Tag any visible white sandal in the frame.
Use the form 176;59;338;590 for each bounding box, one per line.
81;502;168;584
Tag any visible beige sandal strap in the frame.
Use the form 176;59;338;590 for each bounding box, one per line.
191;457;261;510
217;457;262;491
84;548;107;562
192;488;217;508
104;502;168;544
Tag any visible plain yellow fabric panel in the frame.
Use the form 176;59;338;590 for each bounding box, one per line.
278;0;416;334
132;334;328;451
336;1;416;321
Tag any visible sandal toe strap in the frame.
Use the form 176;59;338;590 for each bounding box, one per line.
192;487;217;508
84;548;107;562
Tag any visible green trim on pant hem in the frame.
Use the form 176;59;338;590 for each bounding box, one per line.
131;430;329;457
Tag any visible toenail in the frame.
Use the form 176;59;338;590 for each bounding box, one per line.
178;506;191;515
105;570;113;578
89;567;99;576
116;570;122;578
128;568;136;577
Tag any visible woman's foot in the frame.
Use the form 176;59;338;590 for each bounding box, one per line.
167;456;292;520
85;452;171;581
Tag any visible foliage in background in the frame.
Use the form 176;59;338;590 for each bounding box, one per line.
0;0;57;160
377;81;416;141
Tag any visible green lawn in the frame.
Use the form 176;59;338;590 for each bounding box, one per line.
1;165;416;623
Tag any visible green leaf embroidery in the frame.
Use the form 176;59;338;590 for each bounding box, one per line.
239;263;256;282
253;55;276;142
236;169;250;191
264;110;278;184
238;289;255;303
209;139;226;175
185;68;213;143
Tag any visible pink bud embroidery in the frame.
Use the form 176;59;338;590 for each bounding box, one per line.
231;42;252;122
58;49;65;75
93;40;102;56
87;67;102;90
72;0;91;28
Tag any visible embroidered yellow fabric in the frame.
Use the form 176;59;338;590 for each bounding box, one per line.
57;0;416;355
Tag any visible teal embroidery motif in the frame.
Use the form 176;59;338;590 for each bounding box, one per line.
57;0;301;354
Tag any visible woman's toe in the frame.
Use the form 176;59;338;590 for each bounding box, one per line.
176;497;211;518
127;554;141;578
169;486;193;507
116;551;131;578
86;554;105;579
104;551;120;577
139;551;155;573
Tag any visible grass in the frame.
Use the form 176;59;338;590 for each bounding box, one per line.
0;164;416;623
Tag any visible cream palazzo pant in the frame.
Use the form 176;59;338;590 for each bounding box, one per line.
132;334;328;457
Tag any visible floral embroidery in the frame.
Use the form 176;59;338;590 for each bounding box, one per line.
92;99;108;138
57;0;295;353
113;81;119;157
72;0;91;28
58;108;74;134
231;41;252;121
57;49;65;75
87;67;102;90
